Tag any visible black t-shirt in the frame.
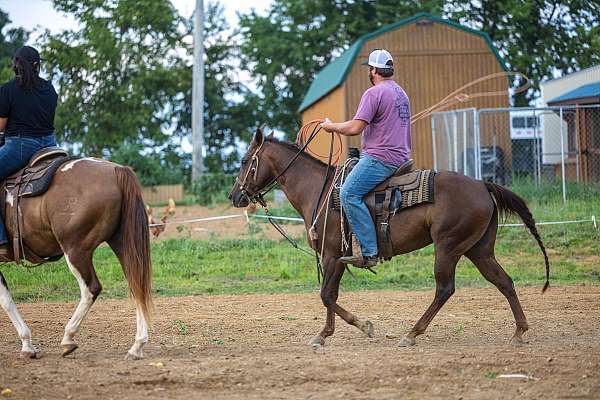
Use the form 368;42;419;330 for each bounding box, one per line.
0;77;58;137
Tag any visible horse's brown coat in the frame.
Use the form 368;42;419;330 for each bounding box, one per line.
0;159;153;358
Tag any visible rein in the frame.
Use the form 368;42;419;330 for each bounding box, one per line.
238;120;337;282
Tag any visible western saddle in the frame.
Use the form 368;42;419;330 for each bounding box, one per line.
1;147;71;264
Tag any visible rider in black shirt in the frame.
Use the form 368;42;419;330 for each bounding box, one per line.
0;46;58;257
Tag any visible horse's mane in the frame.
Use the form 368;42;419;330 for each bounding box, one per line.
265;137;329;169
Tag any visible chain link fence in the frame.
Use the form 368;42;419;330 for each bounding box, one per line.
431;105;600;202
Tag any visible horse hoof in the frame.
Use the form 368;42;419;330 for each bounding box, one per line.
61;344;78;357
398;335;416;347
20;350;39;359
308;336;325;348
359;320;374;338
511;335;525;347
125;351;144;360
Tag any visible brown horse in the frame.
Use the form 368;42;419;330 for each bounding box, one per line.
0;158;153;359
229;129;550;348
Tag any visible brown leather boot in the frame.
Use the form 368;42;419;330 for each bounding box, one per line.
341;234;378;267
338;255;378;267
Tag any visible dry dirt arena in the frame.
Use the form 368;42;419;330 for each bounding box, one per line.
1;286;599;399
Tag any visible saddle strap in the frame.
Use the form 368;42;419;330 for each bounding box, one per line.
377;189;394;260
11;186;22;264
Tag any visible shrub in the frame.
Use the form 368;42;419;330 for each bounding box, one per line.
191;172;236;205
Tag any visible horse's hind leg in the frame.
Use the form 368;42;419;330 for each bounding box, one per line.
467;254;528;345
108;240;149;360
0;271;38;358
399;249;460;347
61;251;102;356
465;209;529;345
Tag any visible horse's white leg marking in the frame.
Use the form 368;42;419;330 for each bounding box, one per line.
127;306;149;359
61;255;95;346
0;276;36;355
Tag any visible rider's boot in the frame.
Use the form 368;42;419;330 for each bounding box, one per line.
338;254;378;267
338;234;378;267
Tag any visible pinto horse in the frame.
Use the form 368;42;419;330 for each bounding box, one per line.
229;128;550;347
0;158;153;359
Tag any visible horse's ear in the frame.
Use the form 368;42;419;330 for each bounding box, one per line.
267;131;275;139
254;127;264;146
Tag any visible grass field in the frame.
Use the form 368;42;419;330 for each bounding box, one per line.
2;186;599;302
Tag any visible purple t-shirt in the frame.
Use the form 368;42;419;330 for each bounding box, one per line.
353;80;411;166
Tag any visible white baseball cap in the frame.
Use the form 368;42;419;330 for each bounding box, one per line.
362;49;394;69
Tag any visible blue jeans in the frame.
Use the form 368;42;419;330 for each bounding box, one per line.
0;134;57;245
340;154;397;257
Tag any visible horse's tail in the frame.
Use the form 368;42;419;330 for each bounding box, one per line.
484;182;550;293
113;166;153;323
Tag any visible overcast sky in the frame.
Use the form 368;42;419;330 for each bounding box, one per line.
2;0;273;38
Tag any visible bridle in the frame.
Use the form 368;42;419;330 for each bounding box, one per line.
235;140;268;207
235;124;325;208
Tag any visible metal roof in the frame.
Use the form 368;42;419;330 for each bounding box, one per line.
298;12;508;112
548;82;600;104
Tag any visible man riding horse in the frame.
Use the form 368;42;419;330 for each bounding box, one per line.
320;48;411;268
0;46;58;260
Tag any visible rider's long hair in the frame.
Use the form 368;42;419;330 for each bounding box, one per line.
12;56;39;91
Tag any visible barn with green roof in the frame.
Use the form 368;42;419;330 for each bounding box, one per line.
299;12;510;168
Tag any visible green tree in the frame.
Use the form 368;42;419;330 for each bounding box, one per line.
178;2;261;174
42;0;187;156
0;9;28;83
449;0;600;105
238;0;444;136
109;142;189;186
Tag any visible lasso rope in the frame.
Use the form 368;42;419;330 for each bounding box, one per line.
411;72;530;124
295;72;531;163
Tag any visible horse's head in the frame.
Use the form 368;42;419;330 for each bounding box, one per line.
229;127;276;208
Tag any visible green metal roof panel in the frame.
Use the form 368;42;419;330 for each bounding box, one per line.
298;12;508;112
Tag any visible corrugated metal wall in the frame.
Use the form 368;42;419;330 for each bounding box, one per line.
302;18;509;169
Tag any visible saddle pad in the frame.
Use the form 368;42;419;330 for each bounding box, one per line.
5;155;76;198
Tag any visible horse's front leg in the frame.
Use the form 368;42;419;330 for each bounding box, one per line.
309;256;373;347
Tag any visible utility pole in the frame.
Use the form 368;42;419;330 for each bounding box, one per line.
192;0;205;181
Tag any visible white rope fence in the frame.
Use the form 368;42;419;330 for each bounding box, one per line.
499;216;597;229
150;213;598;230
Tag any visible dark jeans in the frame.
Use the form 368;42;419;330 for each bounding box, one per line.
0;133;57;245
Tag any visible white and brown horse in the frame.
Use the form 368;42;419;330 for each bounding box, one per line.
0;158;152;359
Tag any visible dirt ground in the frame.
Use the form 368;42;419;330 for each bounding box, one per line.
1;286;599;399
148;204;306;241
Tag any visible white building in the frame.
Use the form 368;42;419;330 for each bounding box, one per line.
539;65;600;166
